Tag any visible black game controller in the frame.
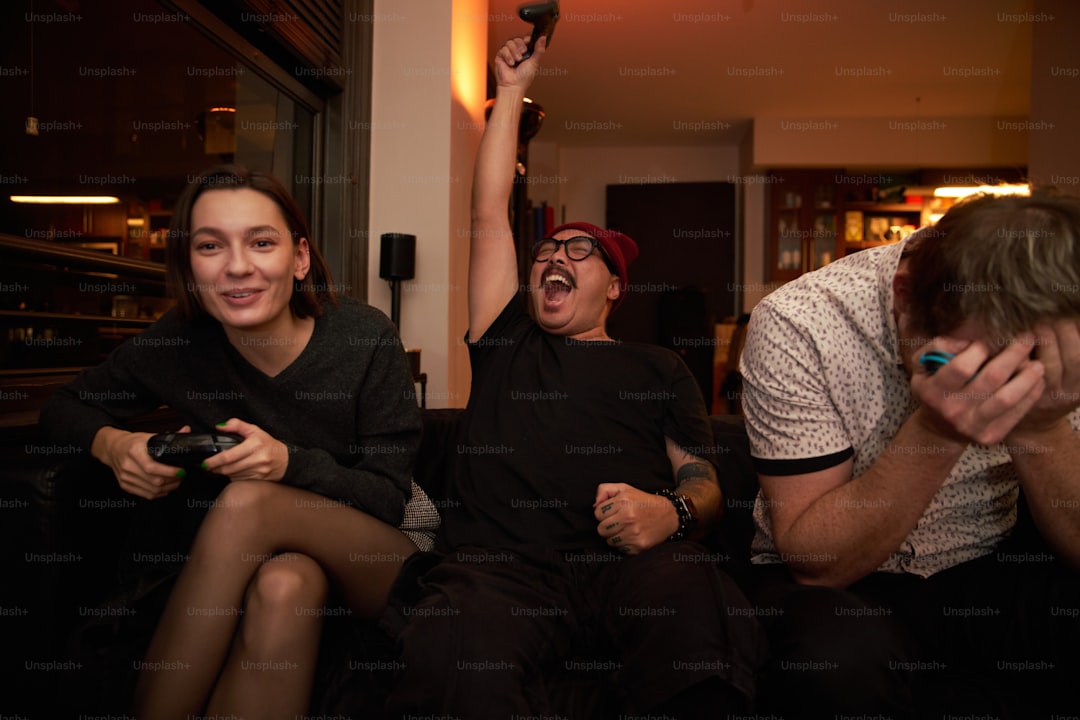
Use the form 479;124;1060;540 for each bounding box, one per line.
147;432;243;471
516;0;559;64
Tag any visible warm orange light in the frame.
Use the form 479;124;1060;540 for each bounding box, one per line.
451;0;487;126
10;195;121;204
933;184;1030;198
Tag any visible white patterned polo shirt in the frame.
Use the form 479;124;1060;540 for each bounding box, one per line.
739;239;1073;578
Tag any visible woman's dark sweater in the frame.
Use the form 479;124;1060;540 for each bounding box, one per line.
40;297;421;526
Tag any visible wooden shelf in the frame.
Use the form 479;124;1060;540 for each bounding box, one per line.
1;235;170;420
0;310;156;325
844;202;922;213
767;167;1028;284
0;233;165;279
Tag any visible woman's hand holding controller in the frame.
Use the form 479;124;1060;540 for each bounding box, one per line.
201;418;290;483
92;425;190;500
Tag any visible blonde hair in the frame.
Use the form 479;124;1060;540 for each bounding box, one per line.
905;191;1080;339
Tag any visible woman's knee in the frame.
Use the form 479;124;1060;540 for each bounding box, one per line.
245;553;329;613
230;555;328;670
196;481;287;546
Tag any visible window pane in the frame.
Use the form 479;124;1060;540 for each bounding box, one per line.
0;0;316;261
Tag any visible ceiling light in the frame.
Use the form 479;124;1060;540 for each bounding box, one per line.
932;184;1030;198
10;195;121;204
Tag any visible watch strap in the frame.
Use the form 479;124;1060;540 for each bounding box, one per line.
657;488;695;542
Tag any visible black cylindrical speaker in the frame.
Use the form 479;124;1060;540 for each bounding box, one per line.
380;233;416;280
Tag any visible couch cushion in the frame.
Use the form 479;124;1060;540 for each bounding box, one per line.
706;415;759;577
414;408;462;503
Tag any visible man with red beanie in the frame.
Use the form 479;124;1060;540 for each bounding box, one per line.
387;34;760;720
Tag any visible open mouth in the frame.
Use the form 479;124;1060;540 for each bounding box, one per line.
541;270;573;304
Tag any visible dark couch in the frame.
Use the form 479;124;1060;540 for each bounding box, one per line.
2;409;759;717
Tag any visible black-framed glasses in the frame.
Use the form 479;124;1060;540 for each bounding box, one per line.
531;236;612;271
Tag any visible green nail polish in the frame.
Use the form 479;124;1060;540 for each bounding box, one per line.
175;469;186;478
201;461;208;471
216;421;227;427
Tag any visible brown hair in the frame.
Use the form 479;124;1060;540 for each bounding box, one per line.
905;190;1080;339
165;165;338;321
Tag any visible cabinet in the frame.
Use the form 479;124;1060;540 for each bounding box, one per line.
0;234;172;427
841;202;922;253
125;209;173;264
767;169;929;283
768;171;842;283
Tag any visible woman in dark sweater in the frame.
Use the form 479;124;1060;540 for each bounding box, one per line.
41;166;431;719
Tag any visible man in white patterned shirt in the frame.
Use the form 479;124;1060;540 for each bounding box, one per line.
740;191;1080;719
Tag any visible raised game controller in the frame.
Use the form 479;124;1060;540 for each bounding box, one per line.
147;432;243;471
515;0;560;64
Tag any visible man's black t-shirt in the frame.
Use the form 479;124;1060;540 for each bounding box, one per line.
440;295;715;551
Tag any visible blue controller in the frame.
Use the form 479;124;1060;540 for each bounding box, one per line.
918;350;955;375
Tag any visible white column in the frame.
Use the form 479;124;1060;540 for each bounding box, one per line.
369;0;488;408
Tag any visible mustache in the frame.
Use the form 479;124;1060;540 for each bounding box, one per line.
540;265;576;288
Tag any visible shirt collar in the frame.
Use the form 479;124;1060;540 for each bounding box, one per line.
879;238;912;366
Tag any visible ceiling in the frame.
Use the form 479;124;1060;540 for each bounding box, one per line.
0;0;1037;190
486;0;1034;148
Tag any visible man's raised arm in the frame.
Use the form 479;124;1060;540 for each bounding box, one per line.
468;36;547;341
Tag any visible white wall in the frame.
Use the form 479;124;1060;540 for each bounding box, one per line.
554;145;741;226
1028;0;1080;190
738;179;769;311
368;0;486;408
753;116;1029;168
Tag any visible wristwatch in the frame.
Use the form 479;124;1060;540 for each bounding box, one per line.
657;488;699;541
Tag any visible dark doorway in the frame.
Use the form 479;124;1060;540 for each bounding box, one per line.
606;182;737;403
